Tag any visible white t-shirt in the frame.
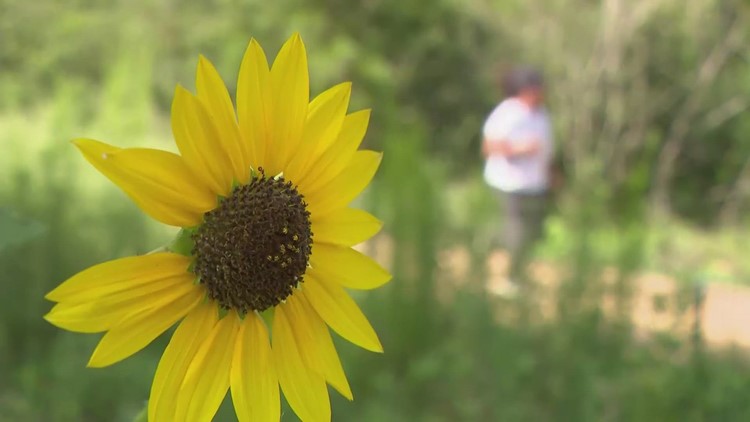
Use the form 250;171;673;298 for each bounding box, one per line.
482;98;553;193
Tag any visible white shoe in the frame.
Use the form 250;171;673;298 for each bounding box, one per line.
488;278;520;298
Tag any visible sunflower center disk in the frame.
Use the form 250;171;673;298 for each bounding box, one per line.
192;172;312;314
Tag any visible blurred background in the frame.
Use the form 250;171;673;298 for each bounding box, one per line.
3;0;750;420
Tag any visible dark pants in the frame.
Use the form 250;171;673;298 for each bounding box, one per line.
503;191;549;282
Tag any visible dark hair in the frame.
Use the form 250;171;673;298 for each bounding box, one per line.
504;67;544;97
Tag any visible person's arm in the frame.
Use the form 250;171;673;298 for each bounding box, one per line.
503;138;541;157
483;136;540;158
482;103;510;158
483;101;539;158
482;137;511;158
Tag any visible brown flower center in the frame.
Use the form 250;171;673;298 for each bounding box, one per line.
192;170;312;314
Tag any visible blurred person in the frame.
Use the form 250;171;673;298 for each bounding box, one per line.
482;67;554;296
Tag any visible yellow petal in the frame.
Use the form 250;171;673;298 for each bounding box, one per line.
73;139;215;227
230;313;280;422
279;294;325;371
311;316;353;401
310;244;391;290
237;38;272;170
196;55;249;183
266;33;309;175
273;305;330;422
285;82;351;183
45;253;191;303
291;293;353;400
171;85;234;196
176;311;240;422
149;301;218;422
297;109;370;194
303;273;383;353
306;150;382;219
312;208;383;246
44;302;127;333
87;286;203;368
44;273;194;333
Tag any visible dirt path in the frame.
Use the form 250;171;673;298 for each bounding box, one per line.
699;283;750;348
366;236;750;349
446;247;750;349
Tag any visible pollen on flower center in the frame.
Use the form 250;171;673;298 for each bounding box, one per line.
191;170;313;314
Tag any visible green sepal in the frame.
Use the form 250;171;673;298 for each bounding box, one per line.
169;228;196;257
218;306;230;319
187;260;197;276
260;307;275;330
132;402;148;422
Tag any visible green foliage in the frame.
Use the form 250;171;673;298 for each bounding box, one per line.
0;209;45;253
4;0;750;222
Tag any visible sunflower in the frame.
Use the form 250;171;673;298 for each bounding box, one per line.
44;33;390;422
